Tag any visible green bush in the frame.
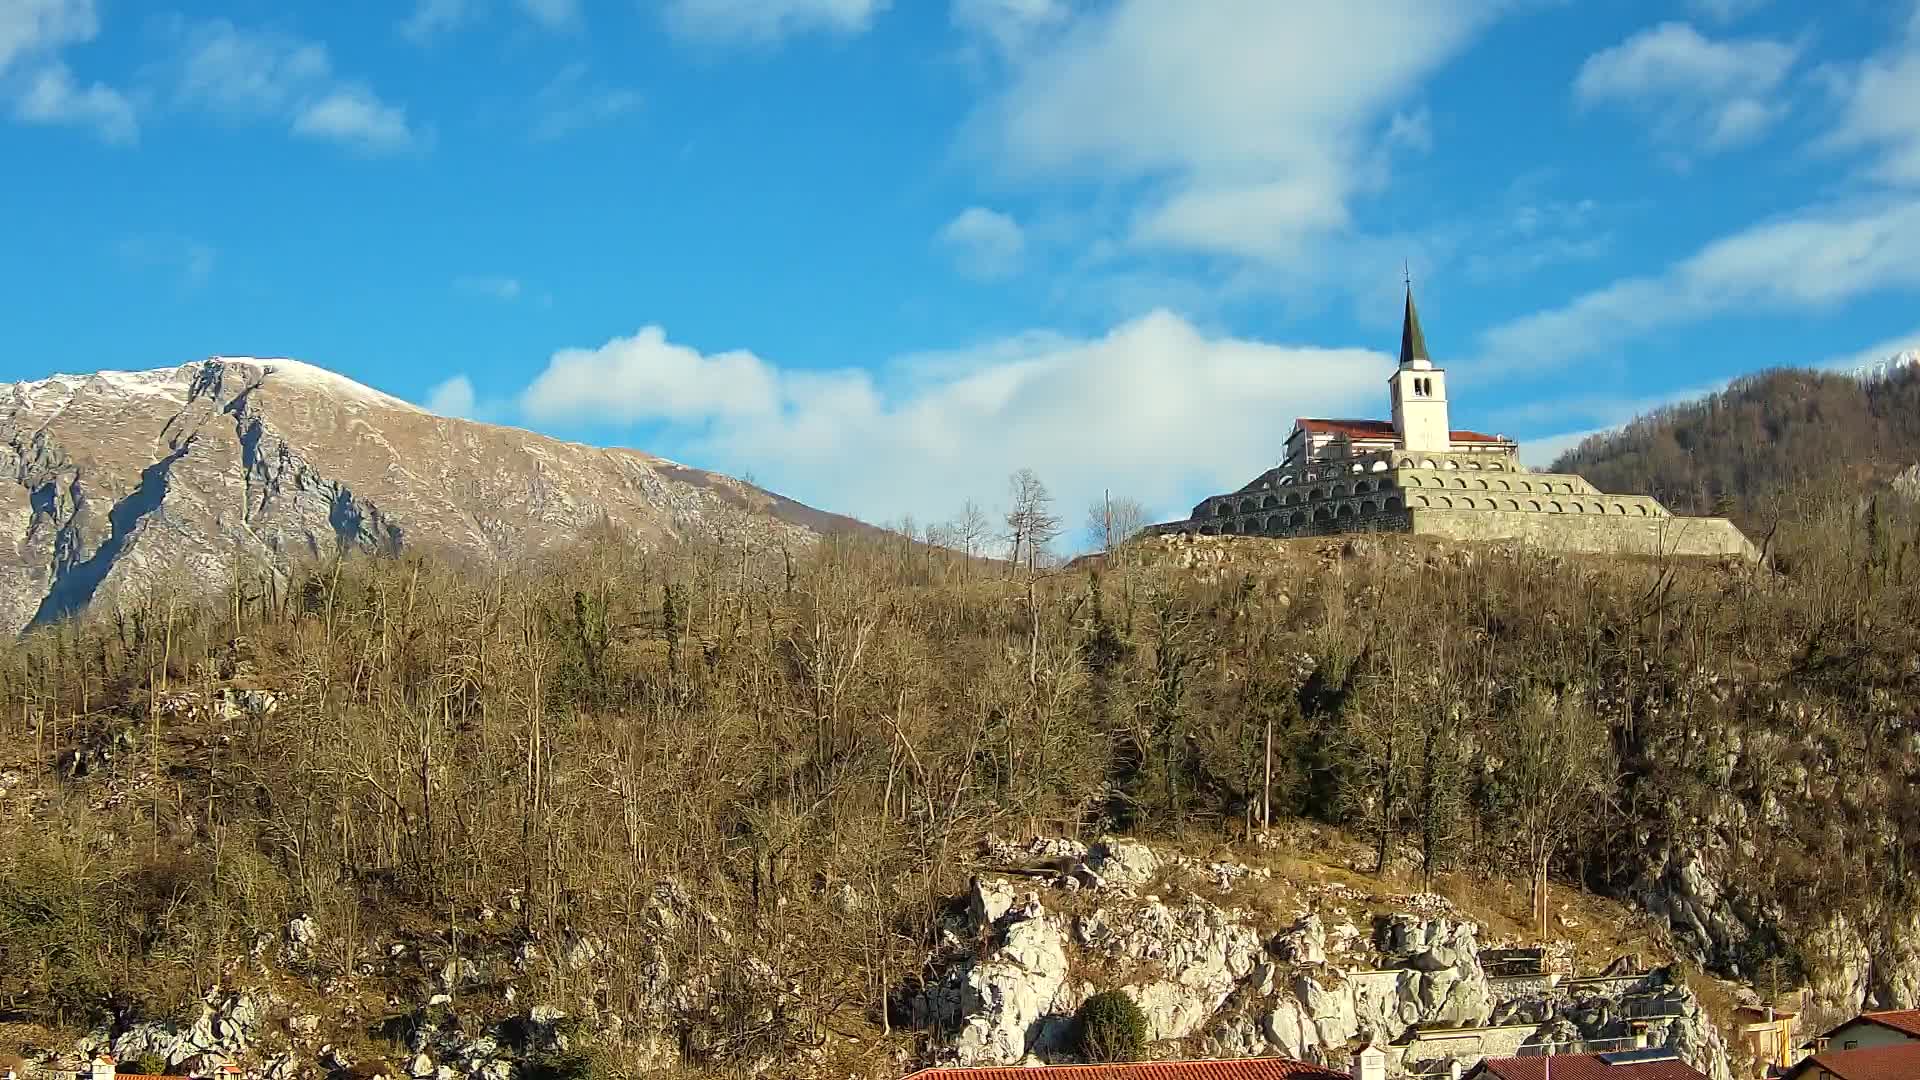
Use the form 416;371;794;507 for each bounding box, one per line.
1076;991;1149;1063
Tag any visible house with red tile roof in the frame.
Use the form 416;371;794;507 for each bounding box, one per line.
900;1058;1351;1080
1465;1049;1709;1080
1817;1011;1920;1054
83;1054;172;1080
1147;287;1755;560
1780;1040;1920;1080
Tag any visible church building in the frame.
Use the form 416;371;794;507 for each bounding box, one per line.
1153;289;1756;560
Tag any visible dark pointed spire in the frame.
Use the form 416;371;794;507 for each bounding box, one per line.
1399;283;1429;367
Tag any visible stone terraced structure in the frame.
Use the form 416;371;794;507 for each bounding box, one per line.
1155;289;1756;561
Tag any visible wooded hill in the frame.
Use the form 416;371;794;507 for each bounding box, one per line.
0;468;1917;1076
1550;364;1920;532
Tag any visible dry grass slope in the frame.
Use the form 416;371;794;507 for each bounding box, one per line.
0;482;1916;1076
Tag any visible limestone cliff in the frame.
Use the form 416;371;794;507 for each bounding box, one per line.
0;358;860;633
915;837;1733;1080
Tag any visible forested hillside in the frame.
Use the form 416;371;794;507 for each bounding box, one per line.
1550;364;1920;528
1;471;1917;1077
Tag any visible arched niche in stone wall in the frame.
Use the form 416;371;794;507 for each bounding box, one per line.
1386;496;1404;511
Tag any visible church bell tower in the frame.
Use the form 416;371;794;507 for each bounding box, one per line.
1389;285;1451;453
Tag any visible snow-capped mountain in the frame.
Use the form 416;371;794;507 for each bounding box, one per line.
1851;349;1920;381
0;357;865;632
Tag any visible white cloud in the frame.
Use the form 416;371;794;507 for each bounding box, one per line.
1574;22;1799;154
964;1;1503;264
936;207;1025;280
12;60;133;141
400;0;579;40
162;18;418;152
0;0;134;143
662;0;889;44
515;312;1391;530
399;0;475;42
1687;0;1767;23
530;62;640;140
523;326;783;424
1479;197;1920;371
425;375;479;418
0;0;96;69
951;0;1067;55
293;86;415;151
516;0;581;30
1821;5;1920;185
454;275;524;301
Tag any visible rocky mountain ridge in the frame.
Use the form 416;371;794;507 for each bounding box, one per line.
0;357;862;633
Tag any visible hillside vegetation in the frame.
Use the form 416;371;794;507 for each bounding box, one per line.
1550;365;1920;529
0;478;1917;1076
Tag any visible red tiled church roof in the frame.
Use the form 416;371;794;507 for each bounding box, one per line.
1292;418;1508;444
1474;1053;1707;1080
902;1059;1348;1080
1787;1041;1920;1080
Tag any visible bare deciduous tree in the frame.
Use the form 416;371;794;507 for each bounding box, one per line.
1004;469;1062;574
1084;493;1150;553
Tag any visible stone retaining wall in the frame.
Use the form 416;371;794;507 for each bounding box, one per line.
1405;508;1756;560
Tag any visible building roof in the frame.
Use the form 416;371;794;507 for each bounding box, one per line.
901;1059;1349;1080
1856;1011;1920;1039
1291;418;1509;445
1785;1041;1920;1080
1401;285;1430;367
1471;1051;1708;1080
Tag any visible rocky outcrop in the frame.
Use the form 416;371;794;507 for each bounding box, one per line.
913;838;1733;1080
0;359;866;632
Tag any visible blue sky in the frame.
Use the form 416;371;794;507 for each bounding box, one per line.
5;0;1920;532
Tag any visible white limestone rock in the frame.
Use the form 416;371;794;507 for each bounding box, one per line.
1275;913;1327;965
1076;898;1263;1041
920;910;1073;1067
1086;838;1160;890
